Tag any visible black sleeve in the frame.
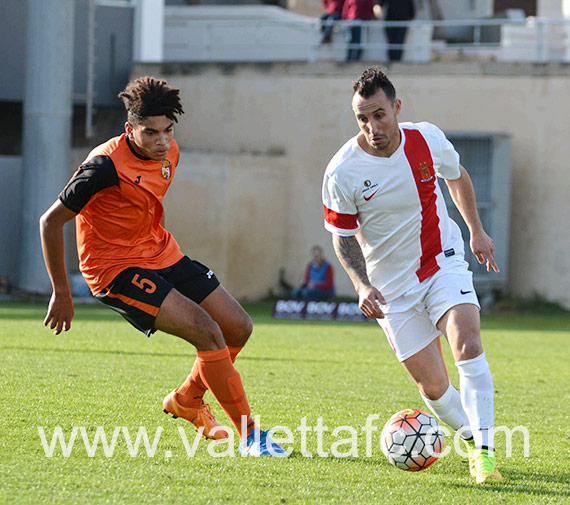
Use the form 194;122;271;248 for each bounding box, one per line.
59;155;119;213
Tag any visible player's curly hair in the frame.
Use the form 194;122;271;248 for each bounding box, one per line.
118;76;184;124
353;67;396;102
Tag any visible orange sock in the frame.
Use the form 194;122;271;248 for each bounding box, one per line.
196;347;254;438
228;345;243;363
176;345;243;408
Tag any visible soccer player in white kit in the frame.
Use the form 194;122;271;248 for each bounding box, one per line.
322;67;503;483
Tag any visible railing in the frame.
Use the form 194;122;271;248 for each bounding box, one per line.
164;14;570;64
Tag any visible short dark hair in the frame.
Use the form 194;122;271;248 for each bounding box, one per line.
118;76;184;125
352;67;396;102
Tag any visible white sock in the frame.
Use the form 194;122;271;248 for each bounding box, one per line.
456;352;495;450
421;382;473;439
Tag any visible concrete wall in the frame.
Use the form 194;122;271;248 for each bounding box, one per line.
0;0;133;105
0;156;23;287
80;61;567;309
164;152;290;299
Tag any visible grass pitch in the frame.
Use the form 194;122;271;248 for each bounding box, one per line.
1;300;569;505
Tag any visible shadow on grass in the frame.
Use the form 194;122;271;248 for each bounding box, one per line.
0;345;347;365
283;453;570;496
0;310;122;322
1;301;375;325
283;451;388;467
5;309;568;331
448;468;570;498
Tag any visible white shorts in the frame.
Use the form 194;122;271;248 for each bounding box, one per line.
377;261;480;362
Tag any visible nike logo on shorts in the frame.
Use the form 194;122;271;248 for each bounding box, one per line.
460;290;472;295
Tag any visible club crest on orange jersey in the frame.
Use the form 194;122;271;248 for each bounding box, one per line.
419;162;434;183
161;160;171;180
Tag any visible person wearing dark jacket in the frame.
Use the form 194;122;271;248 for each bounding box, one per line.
377;0;415;61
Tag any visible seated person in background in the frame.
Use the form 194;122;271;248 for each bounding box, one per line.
293;245;335;301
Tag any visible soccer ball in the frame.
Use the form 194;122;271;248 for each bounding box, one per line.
380;408;444;471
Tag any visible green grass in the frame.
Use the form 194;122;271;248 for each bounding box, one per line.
1;301;569;505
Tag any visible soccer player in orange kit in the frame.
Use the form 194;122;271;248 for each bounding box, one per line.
40;76;285;457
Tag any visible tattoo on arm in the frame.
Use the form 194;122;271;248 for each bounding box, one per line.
332;235;370;291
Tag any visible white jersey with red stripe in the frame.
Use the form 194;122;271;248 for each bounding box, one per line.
322;121;466;302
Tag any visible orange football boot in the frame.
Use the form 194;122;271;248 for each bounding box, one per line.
163;389;230;440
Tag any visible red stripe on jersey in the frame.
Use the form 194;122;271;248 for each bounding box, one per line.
323;204;358;230
403;129;442;282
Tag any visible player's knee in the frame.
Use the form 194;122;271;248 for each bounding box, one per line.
237;312;253;343
224;311;253;346
194;318;225;351
455;335;483;361
420;380;449;401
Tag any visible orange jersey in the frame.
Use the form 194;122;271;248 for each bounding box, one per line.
59;134;183;294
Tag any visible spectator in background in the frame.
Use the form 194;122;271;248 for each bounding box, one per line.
376;0;415;61
320;0;345;44
293;245;335;301
343;0;375;61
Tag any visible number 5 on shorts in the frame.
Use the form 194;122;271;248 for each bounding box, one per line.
131;273;157;293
